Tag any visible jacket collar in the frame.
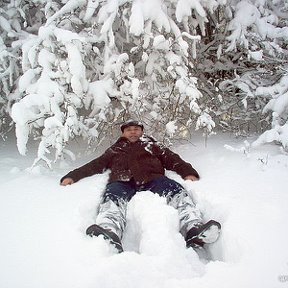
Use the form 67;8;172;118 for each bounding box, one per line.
116;135;154;144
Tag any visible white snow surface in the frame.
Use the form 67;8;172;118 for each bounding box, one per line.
1;133;288;288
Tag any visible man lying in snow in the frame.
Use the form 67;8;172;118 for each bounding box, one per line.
60;120;221;253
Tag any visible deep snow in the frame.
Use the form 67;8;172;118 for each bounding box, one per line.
0;132;288;288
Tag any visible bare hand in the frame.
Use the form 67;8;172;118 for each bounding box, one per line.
61;177;74;186
184;175;199;181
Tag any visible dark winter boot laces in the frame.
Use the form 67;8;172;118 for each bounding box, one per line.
185;220;221;248
86;224;124;253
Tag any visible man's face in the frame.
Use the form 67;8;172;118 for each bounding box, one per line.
122;125;143;142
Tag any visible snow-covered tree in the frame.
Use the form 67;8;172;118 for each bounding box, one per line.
0;0;24;139
5;0;217;166
196;0;288;149
230;0;288;151
1;0;288;166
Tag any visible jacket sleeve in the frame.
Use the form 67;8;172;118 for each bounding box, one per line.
156;145;200;179
60;149;113;184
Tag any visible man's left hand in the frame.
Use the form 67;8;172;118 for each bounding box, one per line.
184;175;199;181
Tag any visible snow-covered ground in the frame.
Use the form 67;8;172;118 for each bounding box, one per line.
1;133;288;288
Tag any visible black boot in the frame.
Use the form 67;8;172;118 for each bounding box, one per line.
86;224;124;253
185;220;221;248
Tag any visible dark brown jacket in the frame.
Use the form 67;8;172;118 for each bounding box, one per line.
61;135;199;185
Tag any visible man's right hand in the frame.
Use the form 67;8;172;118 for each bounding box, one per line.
61;178;74;186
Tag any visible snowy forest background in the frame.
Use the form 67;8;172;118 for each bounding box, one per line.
1;0;288;167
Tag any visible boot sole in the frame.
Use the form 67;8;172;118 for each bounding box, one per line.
186;220;221;247
198;221;221;244
86;224;124;253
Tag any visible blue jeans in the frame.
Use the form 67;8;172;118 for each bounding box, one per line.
103;176;184;203
95;176;202;238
